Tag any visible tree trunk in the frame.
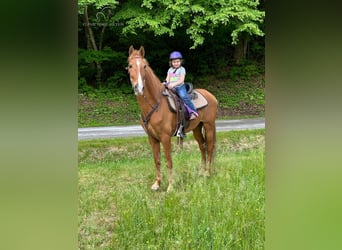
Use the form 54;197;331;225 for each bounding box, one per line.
234;36;248;64
99;25;106;51
83;6;103;84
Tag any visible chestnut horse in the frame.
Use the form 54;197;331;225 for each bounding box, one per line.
127;45;217;192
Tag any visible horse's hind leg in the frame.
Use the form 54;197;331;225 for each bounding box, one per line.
203;122;216;176
148;136;161;191
193;123;208;176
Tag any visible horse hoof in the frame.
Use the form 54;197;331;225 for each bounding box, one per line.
199;169;210;177
151;183;160;191
166;185;173;193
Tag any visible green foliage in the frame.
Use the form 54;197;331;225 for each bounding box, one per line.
193;62;264;113
244;88;265;106
78;87;140;127
114;0;264;48
78;62;265;127
78;0;119;12
79;46;121;64
77;0;265;106
78;46;126;89
229;63;263;80
78;77;94;94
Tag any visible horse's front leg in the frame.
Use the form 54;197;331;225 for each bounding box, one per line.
161;136;173;192
148;135;161;191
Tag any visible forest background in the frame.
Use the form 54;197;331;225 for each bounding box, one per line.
78;0;265;127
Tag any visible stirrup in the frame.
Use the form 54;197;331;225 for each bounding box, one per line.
176;125;186;138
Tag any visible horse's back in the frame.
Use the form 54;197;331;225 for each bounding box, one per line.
192;88;217;126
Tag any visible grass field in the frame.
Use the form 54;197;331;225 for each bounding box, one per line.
78;129;265;249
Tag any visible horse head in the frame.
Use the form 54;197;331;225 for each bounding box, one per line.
127;45;147;96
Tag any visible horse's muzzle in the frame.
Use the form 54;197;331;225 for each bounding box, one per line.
133;84;144;95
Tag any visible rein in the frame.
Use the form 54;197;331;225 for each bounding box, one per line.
141;95;160;127
140;91;162;140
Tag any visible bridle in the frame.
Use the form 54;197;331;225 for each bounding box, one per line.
127;56;162;136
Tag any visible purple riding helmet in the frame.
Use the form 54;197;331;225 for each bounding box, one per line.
169;51;183;60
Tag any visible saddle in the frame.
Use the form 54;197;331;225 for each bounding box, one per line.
162;82;208;137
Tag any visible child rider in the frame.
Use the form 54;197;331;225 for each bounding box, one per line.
163;51;199;120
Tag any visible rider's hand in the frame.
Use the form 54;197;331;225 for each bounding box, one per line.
163;82;172;89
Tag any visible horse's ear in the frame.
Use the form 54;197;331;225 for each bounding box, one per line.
129;45;134;56
139;46;145;57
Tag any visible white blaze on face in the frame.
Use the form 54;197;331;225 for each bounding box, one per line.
135;59;144;95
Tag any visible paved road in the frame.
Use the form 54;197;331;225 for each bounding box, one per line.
78;118;265;140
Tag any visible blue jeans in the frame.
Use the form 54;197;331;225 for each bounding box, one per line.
175;83;197;113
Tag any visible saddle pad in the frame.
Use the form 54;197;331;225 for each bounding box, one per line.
192;90;208;110
165;90;208;113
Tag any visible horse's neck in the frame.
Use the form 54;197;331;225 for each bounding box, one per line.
143;67;162;102
136;66;162;116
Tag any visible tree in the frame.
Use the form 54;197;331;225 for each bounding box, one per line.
113;0;264;64
78;0;119;84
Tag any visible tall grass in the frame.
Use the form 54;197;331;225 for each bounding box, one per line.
79;129;265;249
